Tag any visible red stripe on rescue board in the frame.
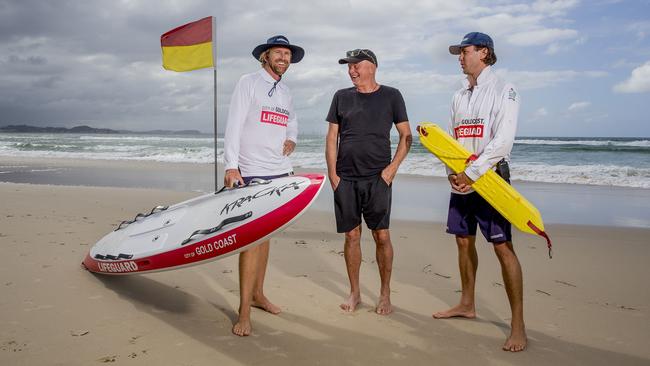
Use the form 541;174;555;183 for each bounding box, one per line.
83;174;324;274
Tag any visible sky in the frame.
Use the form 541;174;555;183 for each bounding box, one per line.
1;0;649;137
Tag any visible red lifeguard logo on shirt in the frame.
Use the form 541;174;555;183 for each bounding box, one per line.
260;106;289;127
454;118;485;138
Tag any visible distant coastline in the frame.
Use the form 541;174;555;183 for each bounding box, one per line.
0;124;206;135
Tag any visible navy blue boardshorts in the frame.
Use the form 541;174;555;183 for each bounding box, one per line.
446;191;512;244
334;175;392;233
242;172;293;185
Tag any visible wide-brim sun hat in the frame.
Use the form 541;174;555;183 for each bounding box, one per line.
252;35;305;63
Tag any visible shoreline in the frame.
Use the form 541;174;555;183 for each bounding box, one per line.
3;155;650;190
1;156;649;228
0;182;648;365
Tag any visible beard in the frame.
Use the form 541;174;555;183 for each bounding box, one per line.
265;52;289;77
269;60;288;76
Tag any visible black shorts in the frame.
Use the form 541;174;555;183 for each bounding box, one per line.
334;175;392;233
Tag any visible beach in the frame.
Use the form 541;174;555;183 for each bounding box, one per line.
1;157;649;365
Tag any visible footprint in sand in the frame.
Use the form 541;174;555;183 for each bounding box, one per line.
1;340;28;352
98;355;117;363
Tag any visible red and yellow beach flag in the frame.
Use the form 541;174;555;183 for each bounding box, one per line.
161;16;214;72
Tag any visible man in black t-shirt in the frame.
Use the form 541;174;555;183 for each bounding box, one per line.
325;49;412;315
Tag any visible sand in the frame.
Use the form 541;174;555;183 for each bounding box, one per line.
1;181;649;365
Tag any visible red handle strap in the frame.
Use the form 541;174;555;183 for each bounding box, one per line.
527;220;552;259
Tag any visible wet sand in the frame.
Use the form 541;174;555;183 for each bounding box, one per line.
1;156;649;227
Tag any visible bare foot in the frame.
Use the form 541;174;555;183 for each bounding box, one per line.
375;295;392;315
232;317;252;337
503;328;527;352
339;293;361;312
252;295;281;315
432;304;476;319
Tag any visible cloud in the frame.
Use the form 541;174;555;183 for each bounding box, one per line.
611;58;637;69
532;0;580;16
0;0;486;132
507;28;578;46
627;21;650;41
379;69;462;95
472;13;544;36
496;69;607;90
584;113;608;122
528;107;549;122
613;61;650;93
467;1;580;51
0;0;642;137
534;107;549;117
568;101;590;111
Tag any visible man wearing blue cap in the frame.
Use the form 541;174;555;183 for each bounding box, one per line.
223;35;304;336
432;32;526;352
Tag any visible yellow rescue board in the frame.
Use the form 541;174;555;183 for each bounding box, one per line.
417;122;551;257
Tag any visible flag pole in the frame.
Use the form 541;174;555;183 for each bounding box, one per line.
213;67;218;191
212;16;218;192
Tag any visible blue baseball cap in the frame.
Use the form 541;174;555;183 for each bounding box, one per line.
449;32;494;55
252;35;305;63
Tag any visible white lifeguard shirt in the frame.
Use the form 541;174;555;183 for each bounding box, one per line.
224;68;298;177
448;65;520;193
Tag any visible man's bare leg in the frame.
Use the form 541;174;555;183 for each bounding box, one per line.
372;229;393;315
433;235;478;319
232;245;260;336
494;241;527;352
341;225;362;312
251;240;281;314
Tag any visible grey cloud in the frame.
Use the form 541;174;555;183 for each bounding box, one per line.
1;0;638;137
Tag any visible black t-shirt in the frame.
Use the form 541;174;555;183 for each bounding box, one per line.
326;85;408;179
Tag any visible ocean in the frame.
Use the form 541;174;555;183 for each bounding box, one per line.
1;132;649;189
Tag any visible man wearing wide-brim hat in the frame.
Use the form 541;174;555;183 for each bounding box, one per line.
223;35;304;337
